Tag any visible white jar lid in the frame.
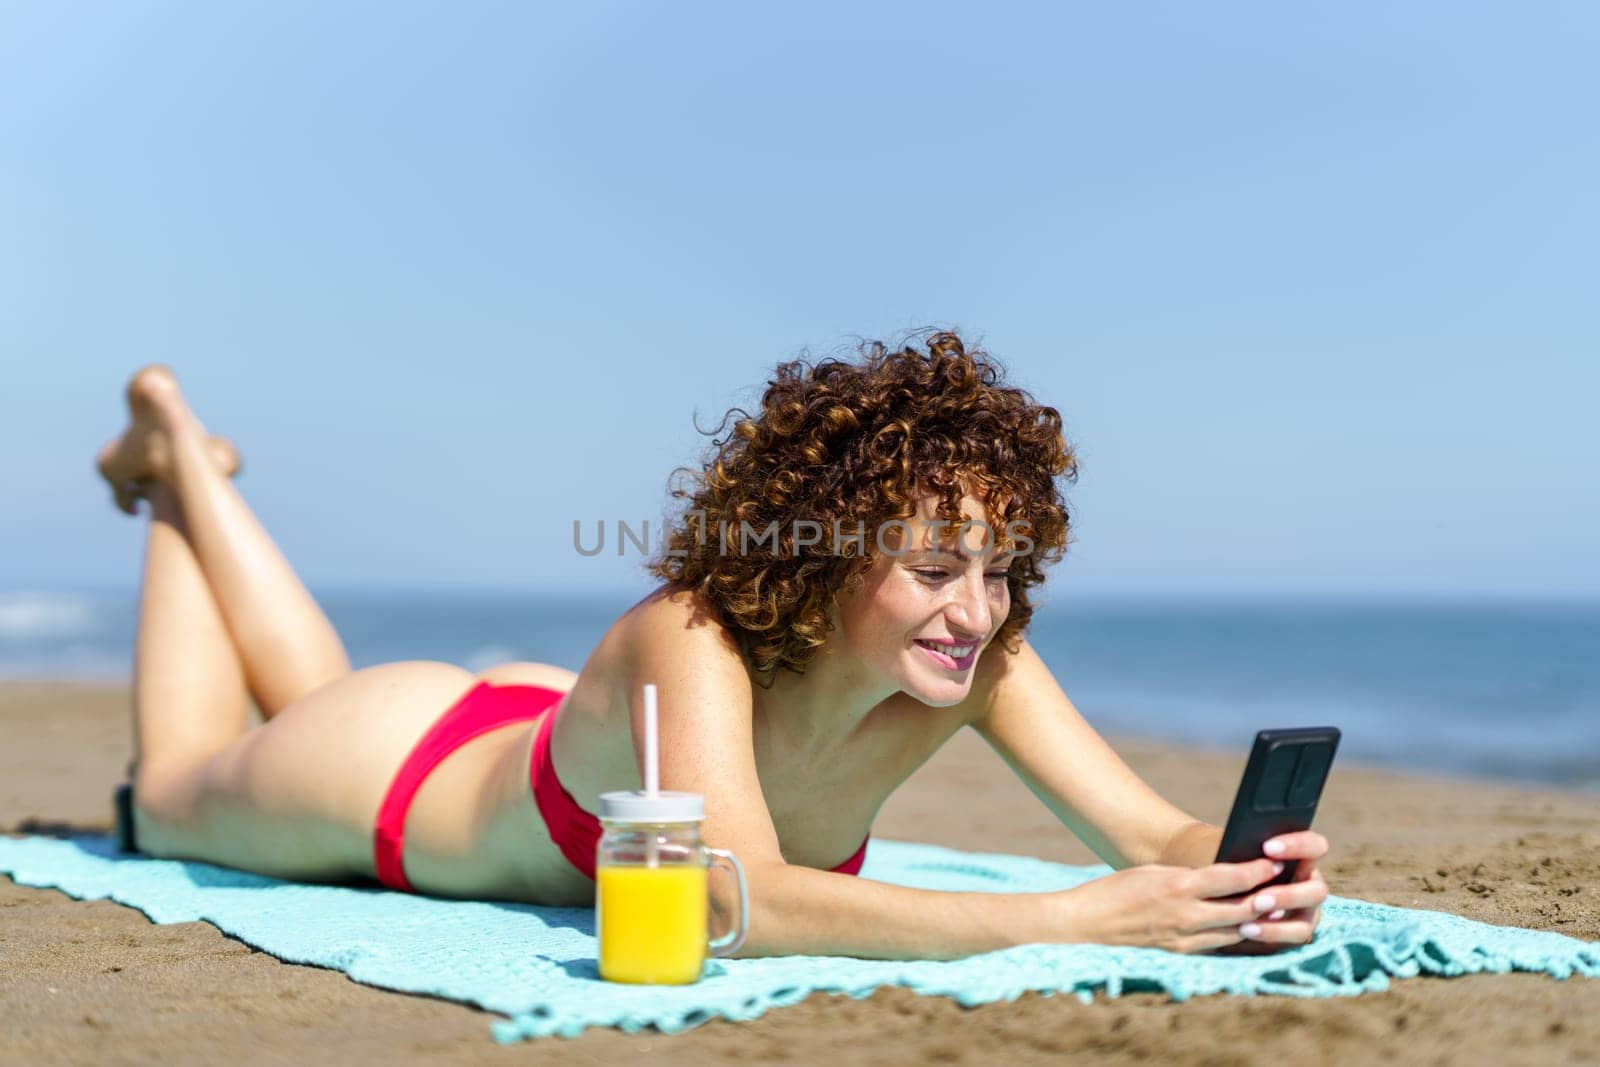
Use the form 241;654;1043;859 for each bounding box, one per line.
598;789;705;823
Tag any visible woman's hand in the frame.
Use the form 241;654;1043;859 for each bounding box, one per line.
1218;831;1330;954
1042;857;1290;954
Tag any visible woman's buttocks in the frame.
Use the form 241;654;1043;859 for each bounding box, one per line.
217;662;487;881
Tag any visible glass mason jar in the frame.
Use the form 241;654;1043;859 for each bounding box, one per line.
595;789;749;985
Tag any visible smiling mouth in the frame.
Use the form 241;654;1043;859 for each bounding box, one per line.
914;639;978;670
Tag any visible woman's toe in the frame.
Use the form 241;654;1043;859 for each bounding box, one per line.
113;482;140;516
210;435;242;478
96;436;129;486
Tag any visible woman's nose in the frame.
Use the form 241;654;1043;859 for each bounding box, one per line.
947;571;991;636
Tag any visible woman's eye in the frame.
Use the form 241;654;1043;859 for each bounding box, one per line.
913;568;1009;583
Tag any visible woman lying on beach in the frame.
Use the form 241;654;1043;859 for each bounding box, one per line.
96;331;1329;960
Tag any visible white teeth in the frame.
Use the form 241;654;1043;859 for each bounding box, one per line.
919;641;974;659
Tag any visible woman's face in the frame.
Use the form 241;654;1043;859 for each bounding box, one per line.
832;492;1013;708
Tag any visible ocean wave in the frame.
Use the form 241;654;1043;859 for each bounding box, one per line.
0;592;101;641
461;644;521;673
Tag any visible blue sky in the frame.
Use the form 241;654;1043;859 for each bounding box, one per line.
2;2;1595;599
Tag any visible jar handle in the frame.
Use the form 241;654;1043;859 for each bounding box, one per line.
705;847;749;957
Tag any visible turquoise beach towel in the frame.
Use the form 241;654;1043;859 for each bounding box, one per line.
2;834;1595;1042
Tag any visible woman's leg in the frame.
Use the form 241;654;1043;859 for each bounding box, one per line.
130;480;253;791
134;657;481;881
124;464;482;879
107;366;352;718
105;367;580;890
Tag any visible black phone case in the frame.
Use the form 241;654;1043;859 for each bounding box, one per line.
1214;726;1340;890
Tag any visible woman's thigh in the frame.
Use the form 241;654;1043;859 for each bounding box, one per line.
134;661;477;881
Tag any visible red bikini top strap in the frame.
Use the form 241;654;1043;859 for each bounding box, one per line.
531;697;604;879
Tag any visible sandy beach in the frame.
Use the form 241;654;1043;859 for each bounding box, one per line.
3;680;1596;1066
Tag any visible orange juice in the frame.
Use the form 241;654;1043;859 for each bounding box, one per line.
597;863;709;984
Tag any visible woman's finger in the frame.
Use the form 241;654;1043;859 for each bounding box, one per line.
1192;857;1284;899
1254;865;1324;910
1204;886;1300;929
1239;917;1316;944
1262;899;1323;933
1290;859;1325;884
1262;831;1329;861
1188;928;1248;954
1259;878;1328;913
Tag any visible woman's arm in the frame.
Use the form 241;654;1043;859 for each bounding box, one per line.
965;641;1333;948
622;593;1069;957
1158;819;1225;868
618;595;1312;957
967;637;1207;870
726;863;1063;960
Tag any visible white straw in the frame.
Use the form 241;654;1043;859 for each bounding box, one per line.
642;683;660;869
643;683;660;797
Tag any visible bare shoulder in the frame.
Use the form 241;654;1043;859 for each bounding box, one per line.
550;588;754;814
599;585;787;869
616;586;746;661
606;585;754;707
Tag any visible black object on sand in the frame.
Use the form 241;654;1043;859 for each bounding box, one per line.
113;782;139;854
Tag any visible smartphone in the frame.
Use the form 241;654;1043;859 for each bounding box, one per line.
1214;726;1340;889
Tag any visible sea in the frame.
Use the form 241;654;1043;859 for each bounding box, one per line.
2;588;1596;793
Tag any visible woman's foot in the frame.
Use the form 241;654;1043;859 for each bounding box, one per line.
95;365;242;515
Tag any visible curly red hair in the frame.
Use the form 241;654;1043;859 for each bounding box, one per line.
646;330;1077;683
